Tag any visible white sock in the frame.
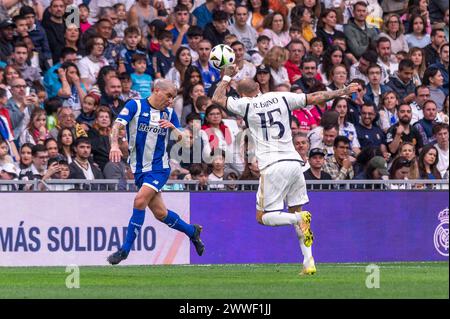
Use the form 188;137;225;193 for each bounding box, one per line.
261;211;300;226
294;224;313;265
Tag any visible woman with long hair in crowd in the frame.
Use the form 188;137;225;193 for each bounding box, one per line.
388;156;413;189
201;104;234;163
89;65;118;97
408;47;427;86
261;12;291;48
18;142;33;177
77;36;109;90
247;0;270;33
422;67;446;111
290;5;316;42
327;63;349;91
378;91;400;132
64;23;81;53
19;108;50;146
57;62;86;117
379;13;409;54
318;46;347;86
398;141;420;179
405;14;431;49
315;8;345;50
167;46;192;119
331;97;361;155
418;144;442;180
87;106;112;171
253;64;276;94
181;82;206;126
261;46;290;87
1;65;21;99
57;127;75;164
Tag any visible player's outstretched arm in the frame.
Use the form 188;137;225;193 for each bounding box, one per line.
211;65;238;109
305;83;360;106
109;121;124;163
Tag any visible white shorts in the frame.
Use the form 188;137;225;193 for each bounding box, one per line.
256;160;309;212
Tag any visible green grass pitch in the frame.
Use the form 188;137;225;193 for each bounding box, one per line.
0;262;448;299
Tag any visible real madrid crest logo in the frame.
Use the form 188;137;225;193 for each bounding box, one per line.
434;208;449;256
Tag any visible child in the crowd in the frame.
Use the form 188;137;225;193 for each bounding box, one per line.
153;30;175;79
76;93;99;132
131;54;153;99
146;19;167;55
249;35;270;66
118;26;154;76
44;97;62;131
310;37;324;63
78;4;92;34
113;3;128;42
119;72;141;101
0;137;14;166
289;25;310;52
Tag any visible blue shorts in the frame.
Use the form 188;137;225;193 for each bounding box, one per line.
134;169;170;192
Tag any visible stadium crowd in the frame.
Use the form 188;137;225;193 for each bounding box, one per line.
0;0;448;191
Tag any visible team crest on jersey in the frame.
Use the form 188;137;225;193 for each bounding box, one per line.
120;108;129;116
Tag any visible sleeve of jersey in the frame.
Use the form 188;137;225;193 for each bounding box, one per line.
284;93;307;111
226;96;247;117
170;109;181;129
115;100;138;126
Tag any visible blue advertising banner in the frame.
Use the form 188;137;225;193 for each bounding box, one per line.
190;192;449;264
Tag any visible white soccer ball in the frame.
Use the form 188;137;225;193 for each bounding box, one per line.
209;44;235;69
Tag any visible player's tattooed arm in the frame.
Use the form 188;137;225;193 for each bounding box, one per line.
211;64;238;109
109;122;124;162
305;83;360;106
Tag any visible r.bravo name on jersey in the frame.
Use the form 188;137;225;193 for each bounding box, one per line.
138;123;167;136
252;97;279;109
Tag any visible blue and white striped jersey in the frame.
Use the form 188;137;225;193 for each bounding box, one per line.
115;99;180;174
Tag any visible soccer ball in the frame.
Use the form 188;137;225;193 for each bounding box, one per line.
209;44;235;69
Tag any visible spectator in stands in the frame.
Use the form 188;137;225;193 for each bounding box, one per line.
69;137;104;181
254;64;275;94
43;47;78;99
57;62;87;117
307;110;339;154
201;104;233;163
118;72;141;102
261;12;290;49
376;37;399;83
284;40;306;84
41;0;66;64
1;65;20;100
327;64;349;92
117;26;153;76
290;5;316;43
193;0;222;29
77;36;109;90
430;43;449;96
239;158;260;191
87;106;112;171
166;46;192;117
387;58;416;104
322;135;355;180
57;127;75;164
413;100;438;145
408;47;426;86
229;5;258;52
397;141;420;179
422;67;446;111
343;1;378;59
293;132;310;171
410;85;430;124
364;64;392;108
77;93;99;132
349;50;378;85
405;14;431;49
355;103;389;157
303;147;332;189
318;46;347;86
20;144;57;190
0;136;13;166
203;10;230;48
208;150;226;190
331;97;361;155
433;123;449;178
168;4;191;55
425;28;447;66
0;19;15;62
388;156;412;189
103;131;130;191
353;155;389;188
386;103;423;156
50;106;87;140
18;142;33;177
231;41;257;82
247;0;269;33
379;13;409;54
418;144;442;179
293;56;320;94
0;162;19;186
45;137;59;159
6;77;39;140
19;108;49;146
99;77;124;120
316;8;345;51
153;30;175;79
193;39;219;95
378;91;400;132
186;163;209;190
131;53;153;99
261;46;289;87
181;82;206;127
9;42;41;86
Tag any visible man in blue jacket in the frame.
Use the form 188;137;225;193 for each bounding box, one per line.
387;59;416;105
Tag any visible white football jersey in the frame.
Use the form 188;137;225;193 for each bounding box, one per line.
227;92;308;170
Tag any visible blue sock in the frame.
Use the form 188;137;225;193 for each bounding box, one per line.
162;210;195;238
121;208;145;253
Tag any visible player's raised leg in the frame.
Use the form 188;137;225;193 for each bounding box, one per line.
148;192;204;256
107;185;155;265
